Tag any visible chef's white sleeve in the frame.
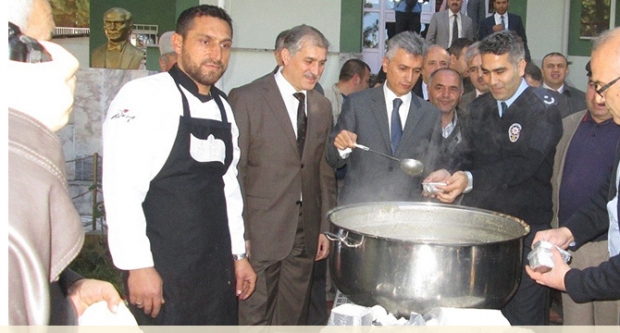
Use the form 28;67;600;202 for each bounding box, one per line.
223;103;246;255
102;83;159;270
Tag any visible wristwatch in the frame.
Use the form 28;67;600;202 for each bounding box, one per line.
233;253;248;261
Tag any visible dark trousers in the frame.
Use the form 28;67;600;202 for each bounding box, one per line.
395;11;421;35
501;231;550;325
239;209;315;325
306;258;329;325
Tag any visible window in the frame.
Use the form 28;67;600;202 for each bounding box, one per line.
580;0;612;39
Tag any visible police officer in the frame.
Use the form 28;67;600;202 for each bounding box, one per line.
425;30;563;325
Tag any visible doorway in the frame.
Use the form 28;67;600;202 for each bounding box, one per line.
362;0;437;74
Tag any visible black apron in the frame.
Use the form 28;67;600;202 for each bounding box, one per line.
129;74;237;325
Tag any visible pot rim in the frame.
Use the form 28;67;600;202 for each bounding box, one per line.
327;201;531;246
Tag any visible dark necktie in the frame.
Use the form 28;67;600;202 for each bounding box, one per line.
293;92;307;157
452;14;459;44
391;98;403;154
500;102;507;118
501;15;506;30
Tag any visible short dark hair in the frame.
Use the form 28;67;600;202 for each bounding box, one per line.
448;38;473;58
176;5;233;38
542;52;571;67
524;61;542;81
479;30;525;66
339;59;370;82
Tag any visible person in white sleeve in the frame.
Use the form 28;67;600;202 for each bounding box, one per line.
102;4;255;325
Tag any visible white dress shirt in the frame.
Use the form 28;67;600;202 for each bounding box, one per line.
494;12;509;28
449;11;464;46
102;72;246;270
274;69;307;136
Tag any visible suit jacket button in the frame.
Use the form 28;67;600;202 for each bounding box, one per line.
502;184;508;190
388;167;393;171
301;163;305;169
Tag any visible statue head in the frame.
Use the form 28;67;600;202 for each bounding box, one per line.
103;7;133;43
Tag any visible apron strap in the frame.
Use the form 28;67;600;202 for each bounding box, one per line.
168;72;229;123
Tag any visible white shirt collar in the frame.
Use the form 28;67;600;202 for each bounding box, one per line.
542;82;565;94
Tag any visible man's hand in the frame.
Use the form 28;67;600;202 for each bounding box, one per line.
315;234;330;260
492;24;505;32
525;247;570;291
423;169;451;184
234;258;257;300
127;267;164;317
434;171;468;203
68;279;122;317
532;227;575;250
333;130;358;150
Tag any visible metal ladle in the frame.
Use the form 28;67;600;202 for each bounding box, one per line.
354;143;424;176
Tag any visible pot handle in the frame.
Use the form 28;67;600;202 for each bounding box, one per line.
324;231;364;248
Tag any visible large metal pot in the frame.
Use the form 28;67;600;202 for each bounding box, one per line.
326;202;530;317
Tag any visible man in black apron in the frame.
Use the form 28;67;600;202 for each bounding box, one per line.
103;5;255;325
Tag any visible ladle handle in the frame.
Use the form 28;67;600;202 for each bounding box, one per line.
324;231;364;248
353;143;400;162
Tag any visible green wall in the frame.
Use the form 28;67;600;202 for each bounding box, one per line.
508;0;527;23
340;0;363;53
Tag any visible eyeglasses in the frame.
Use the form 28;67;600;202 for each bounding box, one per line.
595;76;620;97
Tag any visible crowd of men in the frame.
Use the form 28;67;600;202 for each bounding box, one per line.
8;0;620;328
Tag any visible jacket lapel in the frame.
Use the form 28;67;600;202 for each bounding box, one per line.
261;76;299;153
398;94;423;155
370;88;392;153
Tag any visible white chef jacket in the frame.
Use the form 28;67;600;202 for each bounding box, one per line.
102;72;245;270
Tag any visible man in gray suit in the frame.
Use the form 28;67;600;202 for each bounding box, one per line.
326;31;443;205
439;0;488;40
229;24;336;325
426;0;474;49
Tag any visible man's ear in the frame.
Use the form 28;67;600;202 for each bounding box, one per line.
172;32;183;55
281;48;291;66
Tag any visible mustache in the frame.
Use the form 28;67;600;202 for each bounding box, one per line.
201;60;224;69
304;72;318;80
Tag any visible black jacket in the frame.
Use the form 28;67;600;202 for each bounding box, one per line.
563;140;620;302
456;87;563;234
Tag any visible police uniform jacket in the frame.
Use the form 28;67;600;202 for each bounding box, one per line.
456;86;563;234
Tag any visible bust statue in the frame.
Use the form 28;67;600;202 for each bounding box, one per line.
91;7;145;69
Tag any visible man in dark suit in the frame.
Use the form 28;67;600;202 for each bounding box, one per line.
548;61;620;325
478;0;530;62
527;26;620;313
541;52;587;118
426;30;563;325
326;31;443;205
229;24;336;325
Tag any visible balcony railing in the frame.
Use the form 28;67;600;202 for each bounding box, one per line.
53;27;90;38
